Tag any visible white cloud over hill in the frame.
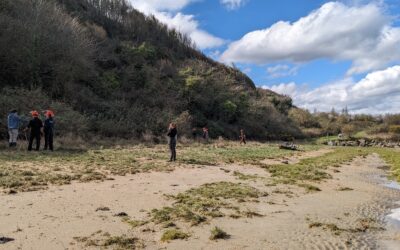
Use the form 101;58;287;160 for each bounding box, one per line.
265;65;400;114
129;0;225;49
221;2;400;75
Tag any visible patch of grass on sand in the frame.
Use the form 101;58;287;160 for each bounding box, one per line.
374;148;400;182
122;217;148;228
74;232;143;249
267;148;369;185
209;227;230;240
0;145;181;192
179;142;320;166
309;217;384;236
151;182;265;226
161;229;190;242
233;171;261;181
309;222;343;235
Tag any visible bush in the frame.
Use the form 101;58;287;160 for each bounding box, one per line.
389;125;400;134
209;227;230;240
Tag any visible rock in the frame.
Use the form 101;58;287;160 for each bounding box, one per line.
0;237;14;244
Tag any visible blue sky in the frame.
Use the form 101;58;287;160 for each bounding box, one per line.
130;0;400;114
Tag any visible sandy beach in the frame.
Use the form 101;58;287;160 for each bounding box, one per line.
1;149;400;250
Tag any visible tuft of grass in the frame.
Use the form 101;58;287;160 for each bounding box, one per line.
74;233;143;249
209;227;230;240
233;171;261;181
103;236;139;248
161;229;190;242
122;217;148;228
309;222;343;235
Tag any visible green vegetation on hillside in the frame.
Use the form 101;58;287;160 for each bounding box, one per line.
0;0;300;140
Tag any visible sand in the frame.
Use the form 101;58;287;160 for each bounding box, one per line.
1;153;400;250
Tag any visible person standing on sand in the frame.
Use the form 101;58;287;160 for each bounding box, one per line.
167;123;177;162
202;127;209;141
26;111;43;151
239;129;246;144
7;109;20;148
43;110;55;151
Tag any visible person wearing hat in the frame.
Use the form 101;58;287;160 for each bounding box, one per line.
7;109;20;147
26;111;43;151
43;110;55;151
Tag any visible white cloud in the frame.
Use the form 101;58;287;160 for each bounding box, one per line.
220;0;248;10
129;0;225;49
266;64;298;79
264;82;299;97
265;65;400;114
221;2;400;75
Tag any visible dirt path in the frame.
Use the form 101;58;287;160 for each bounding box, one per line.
1;154;399;250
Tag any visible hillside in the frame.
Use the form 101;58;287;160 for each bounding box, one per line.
0;0;300;140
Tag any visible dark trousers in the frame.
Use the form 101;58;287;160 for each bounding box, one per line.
44;129;53;151
28;133;41;151
169;138;176;161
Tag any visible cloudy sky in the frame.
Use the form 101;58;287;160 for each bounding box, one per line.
129;0;400;114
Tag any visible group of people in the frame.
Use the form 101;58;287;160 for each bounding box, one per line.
7;109;55;151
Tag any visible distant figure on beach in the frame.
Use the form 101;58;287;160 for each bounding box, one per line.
43;110;55;151
26;111;43;151
167;123;177;162
239;129;246;144
202;127;209;141
7;109;20;148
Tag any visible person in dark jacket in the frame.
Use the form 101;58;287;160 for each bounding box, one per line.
43;110;55;151
202;127;209;142
26;111;43;151
167;123;177;162
7;109;20;147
